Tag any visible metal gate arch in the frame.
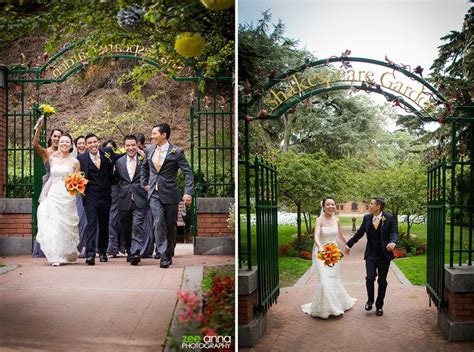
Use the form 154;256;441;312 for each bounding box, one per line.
4;42;233;243
239;54;473;314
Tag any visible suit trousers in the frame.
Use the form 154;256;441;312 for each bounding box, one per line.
83;197;111;258
149;192;178;261
365;254;390;308
119;202;147;255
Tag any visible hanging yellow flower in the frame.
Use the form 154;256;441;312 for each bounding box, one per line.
174;32;206;58
200;0;234;11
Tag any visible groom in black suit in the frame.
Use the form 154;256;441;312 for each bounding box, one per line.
78;133;116;265
345;197;398;316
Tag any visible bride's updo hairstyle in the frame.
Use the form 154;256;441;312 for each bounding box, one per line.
59;134;74;153
322;197;336;207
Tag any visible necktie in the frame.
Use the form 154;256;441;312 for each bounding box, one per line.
129;157;136;179
94;154;101;169
153;148;161;172
373;216;380;230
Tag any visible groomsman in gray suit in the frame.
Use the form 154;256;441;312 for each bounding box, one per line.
141;123;194;268
114;135;148;265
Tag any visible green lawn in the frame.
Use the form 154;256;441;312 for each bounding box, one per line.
393;223;472;285
279;257;312;287
394;255;427;286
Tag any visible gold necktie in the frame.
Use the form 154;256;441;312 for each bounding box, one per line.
153;148;161;172
129;157;136;179
373;217;380;230
94;154;101;169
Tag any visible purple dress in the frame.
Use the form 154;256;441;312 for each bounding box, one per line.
107;184;121;255
140;207;155;257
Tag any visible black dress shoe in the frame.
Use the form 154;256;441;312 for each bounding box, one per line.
365;301;373;311
85;257;95;266
376;308;383;316
154;254;160;259
160;260;171;268
130;255;141;266
99;254;108;262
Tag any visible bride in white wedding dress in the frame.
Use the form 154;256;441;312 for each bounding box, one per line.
36;134;81;266
301;197;357;318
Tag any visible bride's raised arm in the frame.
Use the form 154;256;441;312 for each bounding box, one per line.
314;217;322;252
337;219;347;247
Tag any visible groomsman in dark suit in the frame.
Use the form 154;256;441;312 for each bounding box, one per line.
78;133;116;265
141;123;194;268
114;135;148;265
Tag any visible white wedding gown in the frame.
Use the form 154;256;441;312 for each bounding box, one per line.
301;226;357;318
36;164;79;264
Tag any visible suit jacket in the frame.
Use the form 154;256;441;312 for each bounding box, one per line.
77;147;115;202
346;211;399;261
140;143;194;204
114;154;148;211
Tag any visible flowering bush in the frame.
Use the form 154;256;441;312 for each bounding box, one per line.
172;270;234;350
298;250;312;260
174;32;206;58
202;274;234;337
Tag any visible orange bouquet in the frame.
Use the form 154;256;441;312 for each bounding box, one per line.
64;172;89;196
317;242;344;267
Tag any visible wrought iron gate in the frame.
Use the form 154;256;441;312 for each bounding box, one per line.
427;160;446;308
254;157;279;312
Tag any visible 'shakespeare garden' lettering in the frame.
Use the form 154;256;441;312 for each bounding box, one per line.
48;44;178;79
262;66;432;114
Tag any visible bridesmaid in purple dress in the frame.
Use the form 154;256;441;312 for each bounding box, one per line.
32;117;63;257
136;133;155;258
103;139;122;257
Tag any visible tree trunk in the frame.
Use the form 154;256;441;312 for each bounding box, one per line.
296;201;302;245
282;113;296;152
303;211;309;235
406;214;411;240
308;212;312;234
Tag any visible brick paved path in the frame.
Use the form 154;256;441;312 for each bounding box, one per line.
242;228;474;352
0;244;233;352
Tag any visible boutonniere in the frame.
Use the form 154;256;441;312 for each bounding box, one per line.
170;147;177;154
138;155;144;161
381;216;386;223
104;152;112;162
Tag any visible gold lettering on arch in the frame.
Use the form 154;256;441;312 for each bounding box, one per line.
259;65;436;117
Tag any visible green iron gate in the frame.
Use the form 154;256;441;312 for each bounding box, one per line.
3;43;233;246
427;160;446;308
254;157;279;312
189;78;234;234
